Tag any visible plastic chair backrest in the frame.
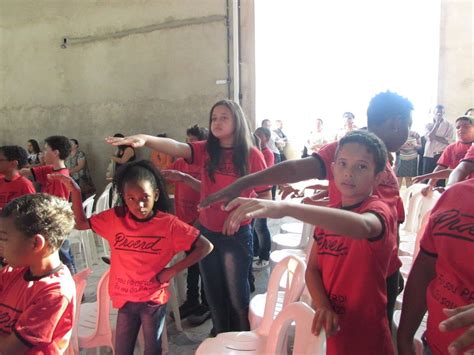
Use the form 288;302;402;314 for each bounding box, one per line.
403;189;424;233
83;194;96;218
68;268;92;353
297;223;316;249
265;302;326;355
95;183;112;214
258;255;306;335
95;269;112;336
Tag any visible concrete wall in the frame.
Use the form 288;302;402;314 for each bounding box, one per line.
0;0;236;192
438;0;473;118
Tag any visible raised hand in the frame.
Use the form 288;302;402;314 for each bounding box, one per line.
279;184;302;200
105;134;147;148
199;182;243;210
222;198;285;235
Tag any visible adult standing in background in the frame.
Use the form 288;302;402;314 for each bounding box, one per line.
26;139;43;167
111;133;136;171
395;130;421;187
273;119;288;161
335;112;358;140
423;105;455;176
65;138;95;198
303;118;327;157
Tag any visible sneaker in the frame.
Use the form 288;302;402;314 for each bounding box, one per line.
101;256;111;265
188;304;211;326
252;259;270;270
178;300;200;319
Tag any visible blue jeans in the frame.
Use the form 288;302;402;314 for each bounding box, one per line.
115;301;167;355
254;218;271;261
198;224;253;333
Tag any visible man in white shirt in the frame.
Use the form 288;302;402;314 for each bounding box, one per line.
423;104;455;175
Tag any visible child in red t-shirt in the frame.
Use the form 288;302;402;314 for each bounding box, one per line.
0;146;35;210
223;131;397;354
397;178;474;355
106;100;271;334
416;115;474;195
51;160;212;354
161;124;210;325
0;193;76;353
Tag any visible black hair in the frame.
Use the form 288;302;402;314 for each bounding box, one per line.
113;133;130;152
1;193;75;251
261;119;271;127
157;133;167;138
464;108;474;116
336;130;388;174
27;139;41;154
0;145;29;169
113;160;170;213
186;124;209;141
343;112;355;119
255;127;271;140
70;138;79;146
44;135;72;160
455;115;474;125
206;100;253;182
367;91;413;129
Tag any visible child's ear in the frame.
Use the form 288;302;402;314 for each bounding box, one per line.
31;234;47;252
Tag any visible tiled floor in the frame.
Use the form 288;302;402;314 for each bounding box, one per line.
76;216;296;354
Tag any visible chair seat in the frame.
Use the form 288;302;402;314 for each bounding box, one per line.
399;230;417;242
270;249;306;270
280;222;303;234
197;331;265;355
271;233;303;250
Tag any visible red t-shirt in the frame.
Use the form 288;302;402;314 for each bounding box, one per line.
31;165;70;200
315;140;402;274
461;144;474;163
261;146;275;168
188;141;269;232
89;207;200;308
313;197;396;355
169;158;201;224
0;174;36;209
0;265;75;353
437;141;472;169
419;178;474;355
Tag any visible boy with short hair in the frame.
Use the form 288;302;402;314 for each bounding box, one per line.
0;193;76;353
223;131;397;354
21;135;72;200
0;146;36;210
397;178;474;355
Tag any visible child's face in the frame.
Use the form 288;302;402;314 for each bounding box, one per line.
332;142;380;205
456;120;474;142
123;179;158;220
256;132;268;146
0;216;34;267
26;142;33;153
186;134;199;143
43;143;57;165
211;105;235;145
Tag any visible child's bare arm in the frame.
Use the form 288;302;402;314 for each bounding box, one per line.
106;134;192;160
156;235;213;283
48;174;90;230
0;333;29;353
19;168;32;178
397;252;436;355
306;243;339;337
223;198;383;239
161;170;201;192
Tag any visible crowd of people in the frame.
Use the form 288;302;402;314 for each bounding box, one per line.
0;93;472;354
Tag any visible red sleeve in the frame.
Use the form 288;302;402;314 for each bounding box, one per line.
462;145;474;162
14;292;71;347
249;147;271;194
31;165;52;185
169;217;200;253
436;143;454;168
313;141;338;180
363;199;393;242
186;141;206;166
262;148;275;167
89;208;117;241
22;178;36;194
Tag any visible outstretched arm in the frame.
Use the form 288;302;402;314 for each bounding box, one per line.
199;157;325;209
48;174;90;230
106;134;191;160
447;161;474;187
162;170;201;192
412;168;452;184
222;198;382;238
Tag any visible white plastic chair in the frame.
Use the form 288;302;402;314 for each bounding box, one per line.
93;184;112;256
270;223;315;269
78;269;116;353
280;222;304;234
249;255;306;330
65;268;93;355
196;302;326;355
68;229;89;270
